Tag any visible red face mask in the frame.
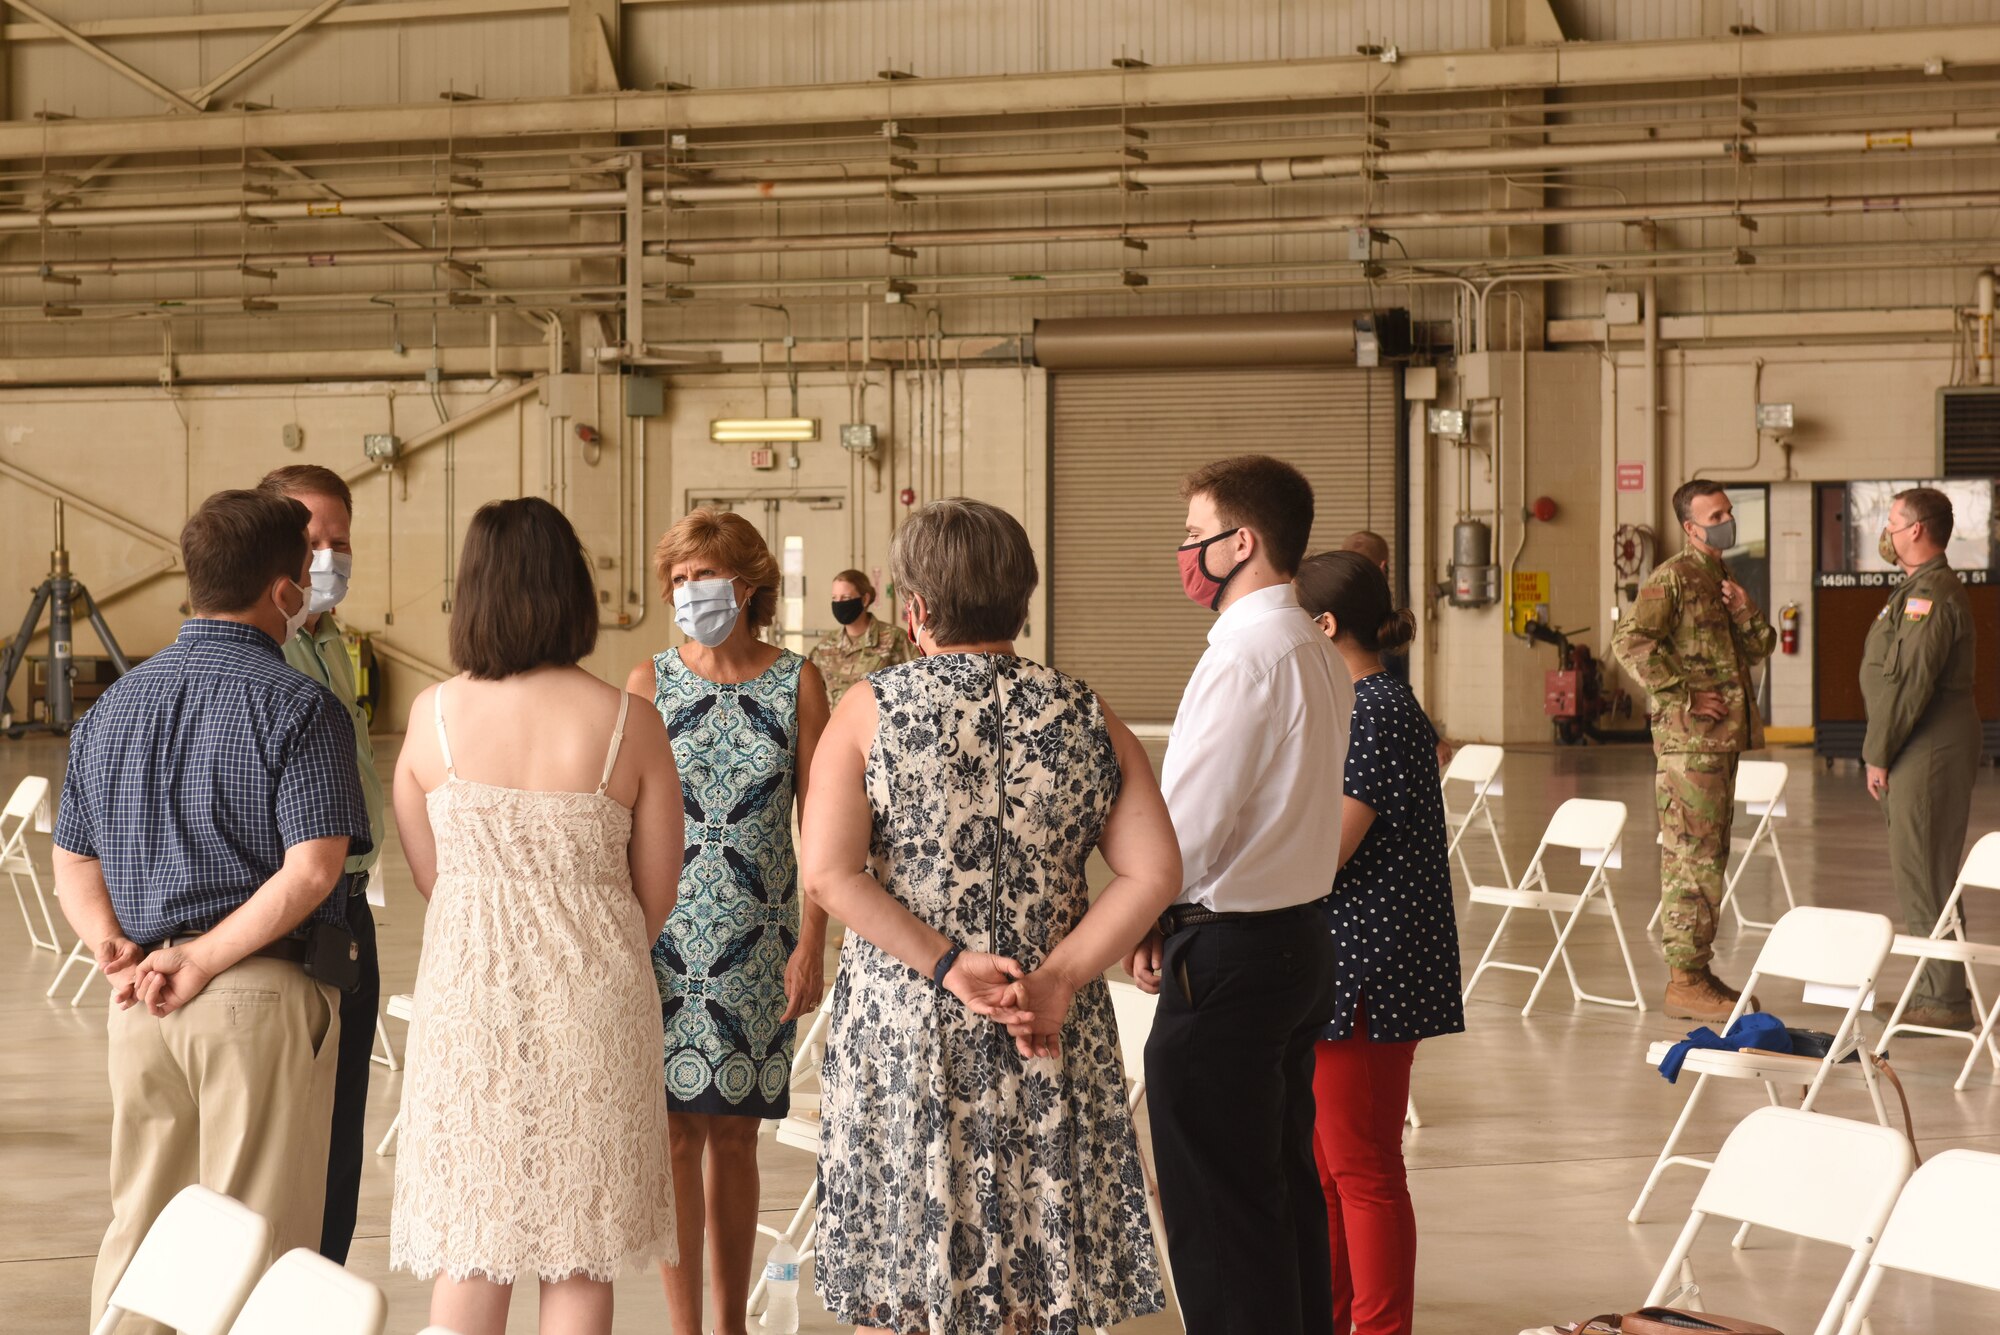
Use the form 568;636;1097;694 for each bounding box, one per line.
1177;527;1244;610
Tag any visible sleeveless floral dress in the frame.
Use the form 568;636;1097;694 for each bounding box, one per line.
390;686;676;1284
814;654;1165;1335
650;647;804;1118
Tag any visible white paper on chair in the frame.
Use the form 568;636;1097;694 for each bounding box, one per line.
1482;777;1504;796
365;867;387;908
1579;844;1623;869
1802;982;1876;1012
32;793;51;834
1744;799;1788;818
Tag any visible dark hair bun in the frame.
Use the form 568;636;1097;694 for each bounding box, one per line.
1376;608;1417;652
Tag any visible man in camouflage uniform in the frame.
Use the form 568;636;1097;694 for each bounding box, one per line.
1861;486;1980;1030
1612;480;1777;1021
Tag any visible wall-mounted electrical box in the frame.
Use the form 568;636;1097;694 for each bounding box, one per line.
1604;291;1642;325
840;423;879;456
624;375;664;418
362;433;400;463
1404;366;1438;401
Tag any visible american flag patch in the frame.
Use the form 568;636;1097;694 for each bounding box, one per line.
1905;597;1933;620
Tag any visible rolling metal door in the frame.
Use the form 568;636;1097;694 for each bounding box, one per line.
1051;366;1402;721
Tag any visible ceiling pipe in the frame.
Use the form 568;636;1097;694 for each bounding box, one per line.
6;124;2000;234
8;187;1999;280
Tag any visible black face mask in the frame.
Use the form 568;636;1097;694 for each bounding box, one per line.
831;598;865;626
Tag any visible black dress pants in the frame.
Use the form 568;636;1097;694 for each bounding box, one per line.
1145;907;1340;1335
319;892;379;1263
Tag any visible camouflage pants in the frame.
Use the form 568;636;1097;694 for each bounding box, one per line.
1656;751;1738;971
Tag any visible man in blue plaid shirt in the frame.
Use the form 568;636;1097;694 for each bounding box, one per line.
53;488;373;1331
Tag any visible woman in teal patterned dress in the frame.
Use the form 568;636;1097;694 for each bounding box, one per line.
627;508;830;1335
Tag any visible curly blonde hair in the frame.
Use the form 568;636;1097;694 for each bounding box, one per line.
653;508;780;631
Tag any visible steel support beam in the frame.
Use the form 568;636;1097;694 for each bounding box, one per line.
4;24;1999;158
340;378;541;485
184;0;350;109
0;456;182;555
1;0;203;114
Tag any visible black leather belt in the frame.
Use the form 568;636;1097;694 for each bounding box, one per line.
147;933;310;966
1159;901;1316;938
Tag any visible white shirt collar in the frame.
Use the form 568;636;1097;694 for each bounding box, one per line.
1208;581;1300;646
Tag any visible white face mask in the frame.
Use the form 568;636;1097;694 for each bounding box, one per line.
280;579;310;641
674;577;741;647
305;549;353;614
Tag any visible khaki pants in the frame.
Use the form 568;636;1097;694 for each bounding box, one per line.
91;957;340;1334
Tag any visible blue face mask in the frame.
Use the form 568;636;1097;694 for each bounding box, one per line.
674;578;740;647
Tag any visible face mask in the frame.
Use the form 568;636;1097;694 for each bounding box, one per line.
674;577;741;647
905;603;929;657
831;598;865;626
280;580;310;641
1879;523;1912;566
305;549;353;614
1696;517;1737;552
1177;528;1244;610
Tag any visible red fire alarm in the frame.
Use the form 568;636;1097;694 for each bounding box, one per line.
574;423;600;444
1530;495;1559;522
899;487;917;507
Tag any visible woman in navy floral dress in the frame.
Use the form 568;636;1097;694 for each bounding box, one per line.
800;499;1182;1335
627;508;830;1335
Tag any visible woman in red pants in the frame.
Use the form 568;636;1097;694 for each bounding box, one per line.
1296;551;1465;1335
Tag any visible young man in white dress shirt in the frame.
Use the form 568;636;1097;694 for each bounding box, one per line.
1127;454;1352;1335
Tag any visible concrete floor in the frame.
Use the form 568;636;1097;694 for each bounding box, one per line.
4;732;1998;1334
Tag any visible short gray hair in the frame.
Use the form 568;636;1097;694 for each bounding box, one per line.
890;498;1038;645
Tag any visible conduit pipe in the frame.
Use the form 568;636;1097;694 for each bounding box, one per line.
1977;270;1995;386
5;125;2000;233
8;188;2000;276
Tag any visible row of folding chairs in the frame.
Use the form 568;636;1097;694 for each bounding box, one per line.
1526;1105;2000;1335
92;1184;402;1335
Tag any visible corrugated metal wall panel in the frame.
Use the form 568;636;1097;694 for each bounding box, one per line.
1050;365;1400;719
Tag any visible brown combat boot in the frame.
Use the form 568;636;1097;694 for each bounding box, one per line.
1702;969;1760;1014
1664;969;1736;1022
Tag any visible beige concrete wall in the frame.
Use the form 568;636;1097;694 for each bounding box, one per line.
0;366;1046;732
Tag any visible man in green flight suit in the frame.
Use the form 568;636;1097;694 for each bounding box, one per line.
1612;479;1776;1021
259;464;383;1264
1861;485;1980;1031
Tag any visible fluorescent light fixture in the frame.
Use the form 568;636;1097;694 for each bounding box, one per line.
710;417;818;443
1755;402;1794;431
1427;407;1466;438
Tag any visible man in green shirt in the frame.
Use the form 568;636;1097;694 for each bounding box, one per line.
260;464;382;1264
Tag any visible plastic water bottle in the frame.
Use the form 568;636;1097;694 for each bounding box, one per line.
760;1238;801;1333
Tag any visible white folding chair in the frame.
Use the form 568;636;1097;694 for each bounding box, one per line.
90;1185;274;1335
1835;1147;2000;1334
1875;830;2000;1091
372;992;415;1155
1462;798;1644;1017
226;1248;386;1335
3;775;61;953
48;936;103;1005
1647;759;1799;936
1630;907;1896;1223
1106;980;1181;1334
1644;1107;1911;1335
1440;744;1513;890
746;1000;832;1320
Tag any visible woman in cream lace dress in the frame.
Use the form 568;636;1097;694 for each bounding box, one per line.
390;498;683;1335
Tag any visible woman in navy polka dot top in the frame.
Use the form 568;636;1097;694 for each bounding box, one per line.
1295;549;1464;1335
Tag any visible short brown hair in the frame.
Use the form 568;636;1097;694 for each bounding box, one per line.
181;489;310;615
890;499;1038;644
653;509;780;632
1673;479;1728;525
1894;486;1955;546
259;464;353;516
831;568;875;603
450;498;598;679
1343;529;1390;568
1180;455;1314;576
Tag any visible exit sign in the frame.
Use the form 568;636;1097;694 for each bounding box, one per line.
747;447;777;470
1616;461;1646;492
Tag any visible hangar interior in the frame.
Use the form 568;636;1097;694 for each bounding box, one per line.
4;1;2000;1331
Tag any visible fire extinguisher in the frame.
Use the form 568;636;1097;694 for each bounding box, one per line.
1780;601;1800;655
